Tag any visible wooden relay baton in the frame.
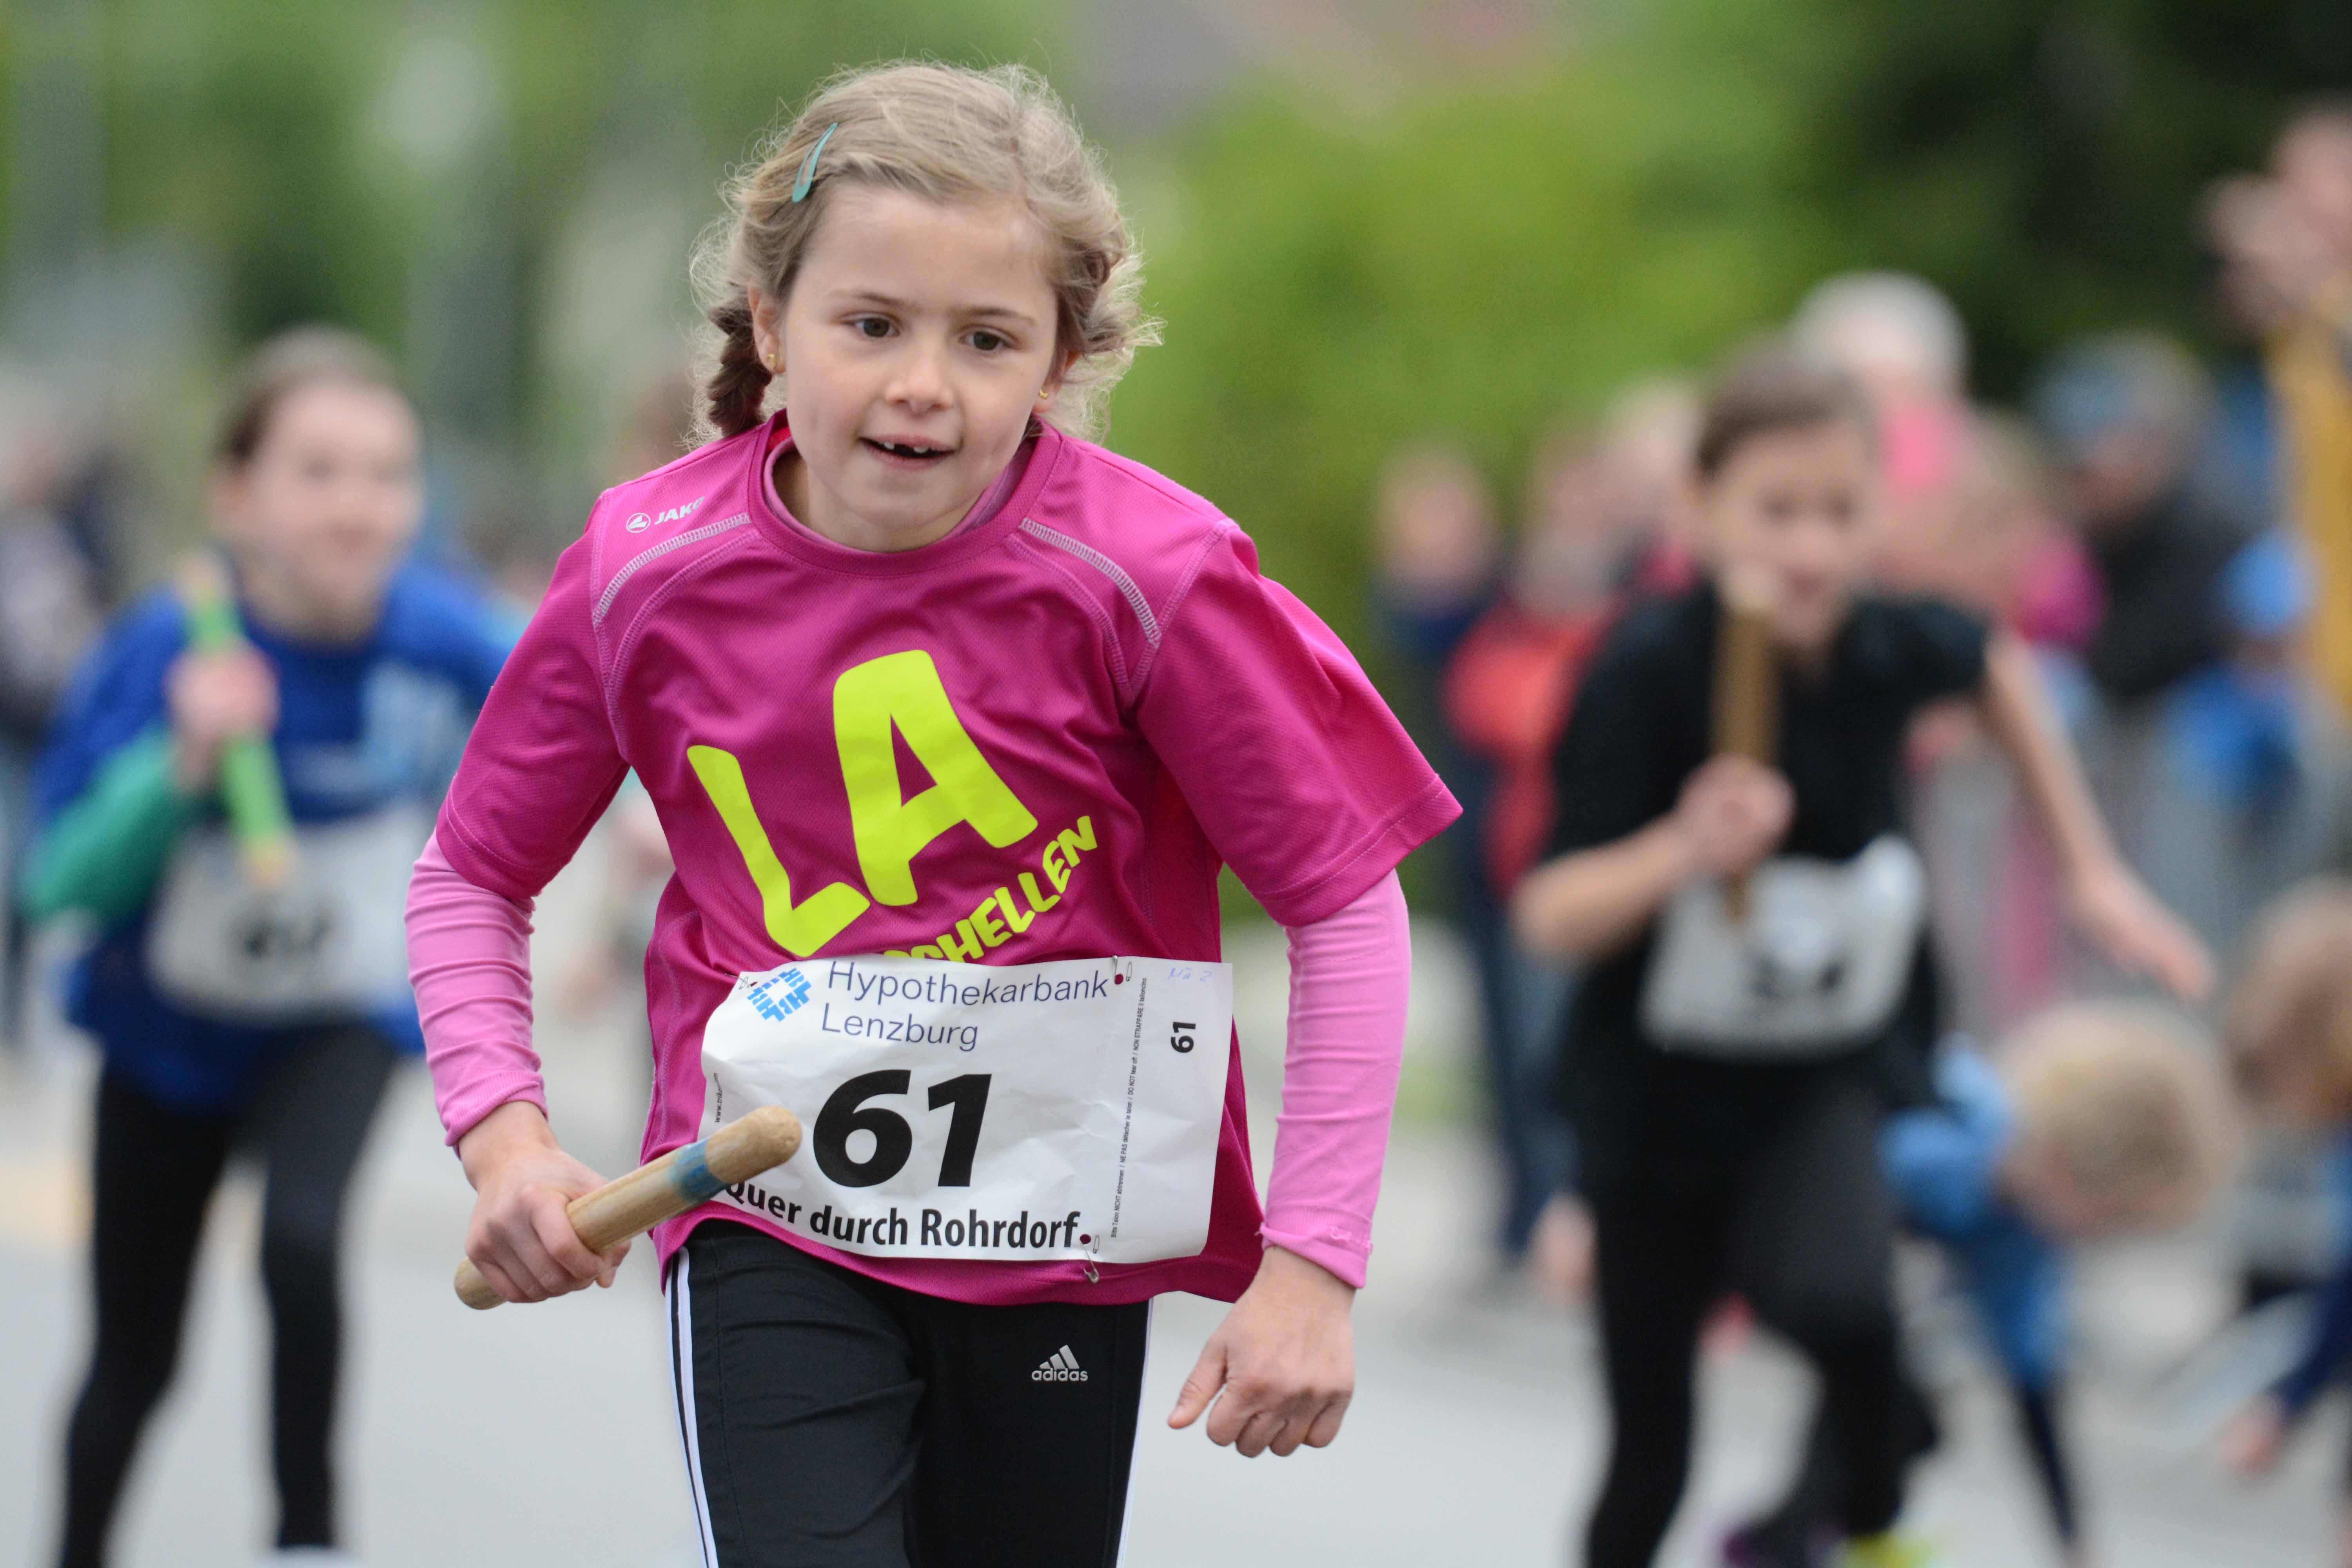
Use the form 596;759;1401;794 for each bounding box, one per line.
1710;567;1781;922
454;1105;803;1310
177;552;297;890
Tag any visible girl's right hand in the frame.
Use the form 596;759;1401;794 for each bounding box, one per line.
456;1101;628;1304
1671;755;1794;878
165;645;278;789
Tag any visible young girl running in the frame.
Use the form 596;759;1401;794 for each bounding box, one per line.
1512;343;2210;1568
31;328;510;1566
407;63;1453;1567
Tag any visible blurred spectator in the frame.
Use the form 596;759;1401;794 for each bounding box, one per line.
0;368;123;1046
2034;332;2259;711
1368;446;1521;1258
2035;340;2349;960
1790;272;1969;450
2043;332;2352;1321
1446;387;1698;898
1372;445;1501;658
1907;420;2100;1039
2224;879;2352;1568
1791;271;1972;590
1438;385;1696;1280
1735;1005;2237;1568
2207;103;2352;726
548;370;702;1063
1906;415;2102;646
2158;533;2352;1314
1369;442;1503;872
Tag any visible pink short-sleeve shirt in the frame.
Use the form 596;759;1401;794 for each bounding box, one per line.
435;416;1458;1305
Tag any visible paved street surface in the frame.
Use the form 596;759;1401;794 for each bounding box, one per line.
0;900;2340;1566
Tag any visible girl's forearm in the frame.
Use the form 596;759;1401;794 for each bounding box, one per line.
408;833;549;1146
1259;871;1411;1290
1510;815;1695;960
1976;632;2119;884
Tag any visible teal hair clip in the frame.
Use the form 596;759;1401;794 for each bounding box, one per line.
791;123;840;203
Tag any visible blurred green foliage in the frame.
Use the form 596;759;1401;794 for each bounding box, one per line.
3;0;2346;614
1111;30;1835;649
1792;0;2352;396
17;0;1071;343
1112;0;2350;652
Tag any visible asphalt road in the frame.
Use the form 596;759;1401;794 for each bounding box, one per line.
0;910;2338;1566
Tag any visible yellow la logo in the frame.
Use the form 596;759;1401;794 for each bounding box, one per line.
689;650;1039;956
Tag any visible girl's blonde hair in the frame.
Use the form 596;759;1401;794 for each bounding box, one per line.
2232;878;2352;1123
2000;1001;2239;1226
691;61;1158;445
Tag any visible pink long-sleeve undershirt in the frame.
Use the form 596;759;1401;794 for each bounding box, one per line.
407;836;1410;1288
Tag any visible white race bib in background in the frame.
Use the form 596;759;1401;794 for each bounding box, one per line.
700;953;1233;1266
145;802;430;1024
1639;834;1927;1060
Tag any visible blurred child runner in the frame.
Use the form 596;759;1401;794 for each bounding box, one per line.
1512;342;2212;1568
2224;878;2352;1568
1441;384;1697;1284
405;62;1454;1568
1728;1003;2236;1568
25;328;511;1566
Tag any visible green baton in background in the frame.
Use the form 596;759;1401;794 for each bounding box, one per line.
177;553;296;890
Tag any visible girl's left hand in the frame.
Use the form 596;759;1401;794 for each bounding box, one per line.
2067;859;2214;1002
1168;1245;1356;1457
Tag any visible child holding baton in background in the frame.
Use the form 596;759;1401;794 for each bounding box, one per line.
1728;1004;2237;1568
1512;342;2210;1568
28;327;510;1567
406;62;1453;1567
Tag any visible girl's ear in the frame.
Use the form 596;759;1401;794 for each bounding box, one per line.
1038;346;1081;405
748;287;784;375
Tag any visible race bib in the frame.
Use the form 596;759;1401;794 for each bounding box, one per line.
699;953;1232;1267
145;802;430;1024
1639;834;1927;1059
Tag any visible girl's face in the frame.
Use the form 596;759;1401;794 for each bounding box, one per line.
753;186;1067;553
1694;417;1881;657
214;379;423;641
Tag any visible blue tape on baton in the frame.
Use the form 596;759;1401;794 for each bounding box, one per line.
671;1139;723;1205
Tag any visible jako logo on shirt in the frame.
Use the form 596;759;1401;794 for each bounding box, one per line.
747;967;813;1022
1032;1346;1089;1383
626;497;706;533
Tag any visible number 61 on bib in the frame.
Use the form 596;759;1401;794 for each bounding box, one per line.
699;953;1232;1265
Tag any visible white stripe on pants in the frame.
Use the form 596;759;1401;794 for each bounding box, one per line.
668;1249;721;1568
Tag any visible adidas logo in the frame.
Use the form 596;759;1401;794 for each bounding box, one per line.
1031;1345;1089;1383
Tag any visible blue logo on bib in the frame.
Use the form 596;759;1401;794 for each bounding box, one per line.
748;967;813;1022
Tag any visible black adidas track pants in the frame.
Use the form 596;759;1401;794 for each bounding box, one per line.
668;1220;1149;1568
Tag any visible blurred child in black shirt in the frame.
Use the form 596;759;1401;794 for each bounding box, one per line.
1513;343;2211;1568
